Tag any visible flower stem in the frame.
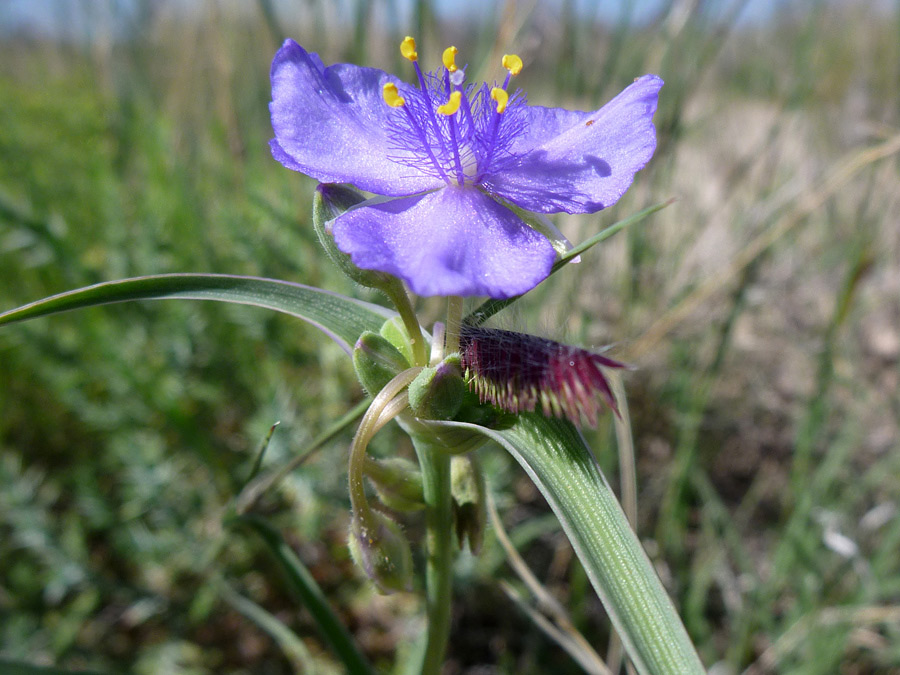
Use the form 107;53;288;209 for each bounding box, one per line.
444;295;463;355
348;369;422;519
410;433;454;675
383;280;429;367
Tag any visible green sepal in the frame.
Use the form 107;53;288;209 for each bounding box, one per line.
365;457;425;512
450;454;487;553
353;331;410;395
408;355;466;421
348;510;414;594
379;316;417;367
313;184;396;291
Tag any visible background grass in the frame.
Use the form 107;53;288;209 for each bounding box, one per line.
1;1;899;673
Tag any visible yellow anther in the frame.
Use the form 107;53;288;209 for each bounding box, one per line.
400;36;418;62
382;82;406;108
501;53;523;76
442;46;458;72
490;87;509;113
437;91;462;116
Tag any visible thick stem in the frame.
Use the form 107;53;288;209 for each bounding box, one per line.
410;433;455;675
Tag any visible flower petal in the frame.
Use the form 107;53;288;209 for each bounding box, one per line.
482;75;663;214
270;39;443;195
331;188;556;298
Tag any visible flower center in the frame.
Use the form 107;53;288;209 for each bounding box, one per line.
381;37;526;188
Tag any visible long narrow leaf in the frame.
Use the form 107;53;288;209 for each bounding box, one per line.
466;200;673;326
0;274;392;354
219;582;319;672
230;515;376;675
431;414;705;675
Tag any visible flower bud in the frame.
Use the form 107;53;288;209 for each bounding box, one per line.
379;316;419;368
408;356;466;420
364;457;424;512
353;331;410;395
313;184;397;290
451;454;487;553
348;510;413;594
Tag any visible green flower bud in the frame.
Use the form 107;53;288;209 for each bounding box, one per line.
408;356;466;420
451;455;487;553
364;457;424;512
379;316;418;367
314;184;397;290
353;331;410;395
348;510;413;594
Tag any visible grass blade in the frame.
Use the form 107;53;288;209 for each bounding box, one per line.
465;200;673;326
230;515;376;675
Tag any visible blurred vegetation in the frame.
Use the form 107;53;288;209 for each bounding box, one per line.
1;0;899;673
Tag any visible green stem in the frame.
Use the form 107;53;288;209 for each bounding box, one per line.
348;369;422;519
444;295;463;355
410;433;455;674
384;280;429;367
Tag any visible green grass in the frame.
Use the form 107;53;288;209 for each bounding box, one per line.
1;1;899;673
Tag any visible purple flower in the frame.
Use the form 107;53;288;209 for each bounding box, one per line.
270;37;662;299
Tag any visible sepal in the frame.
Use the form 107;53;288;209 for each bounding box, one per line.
408;355;466;420
364;457;425;512
314;183;399;290
353;331;410;395
348;509;414;594
380;316;418;367
450;454;487;553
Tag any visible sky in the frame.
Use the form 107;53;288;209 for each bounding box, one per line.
0;0;885;39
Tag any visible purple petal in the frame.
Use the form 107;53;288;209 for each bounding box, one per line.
331;188;556;298
482;75;663;214
270;40;443;195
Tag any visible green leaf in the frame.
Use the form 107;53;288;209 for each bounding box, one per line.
0;274;393;354
229;515;376;675
218;582;319;672
430;413;705;675
466;200;673;326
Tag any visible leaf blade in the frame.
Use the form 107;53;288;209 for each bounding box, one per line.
0;273;393;354
431;413;705;675
465;200;673;326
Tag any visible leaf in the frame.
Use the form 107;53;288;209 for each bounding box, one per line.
229;515;376;675
430;413;705;675
218;582;319;672
0;274;393;354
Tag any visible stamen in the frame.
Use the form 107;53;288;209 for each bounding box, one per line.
501;53;523;76
490;87;509;113
437;90;465;184
500;53;523;89
442;46;458;72
382;82;406;108
400;35;449;165
400;36;418;62
437;91;462;116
